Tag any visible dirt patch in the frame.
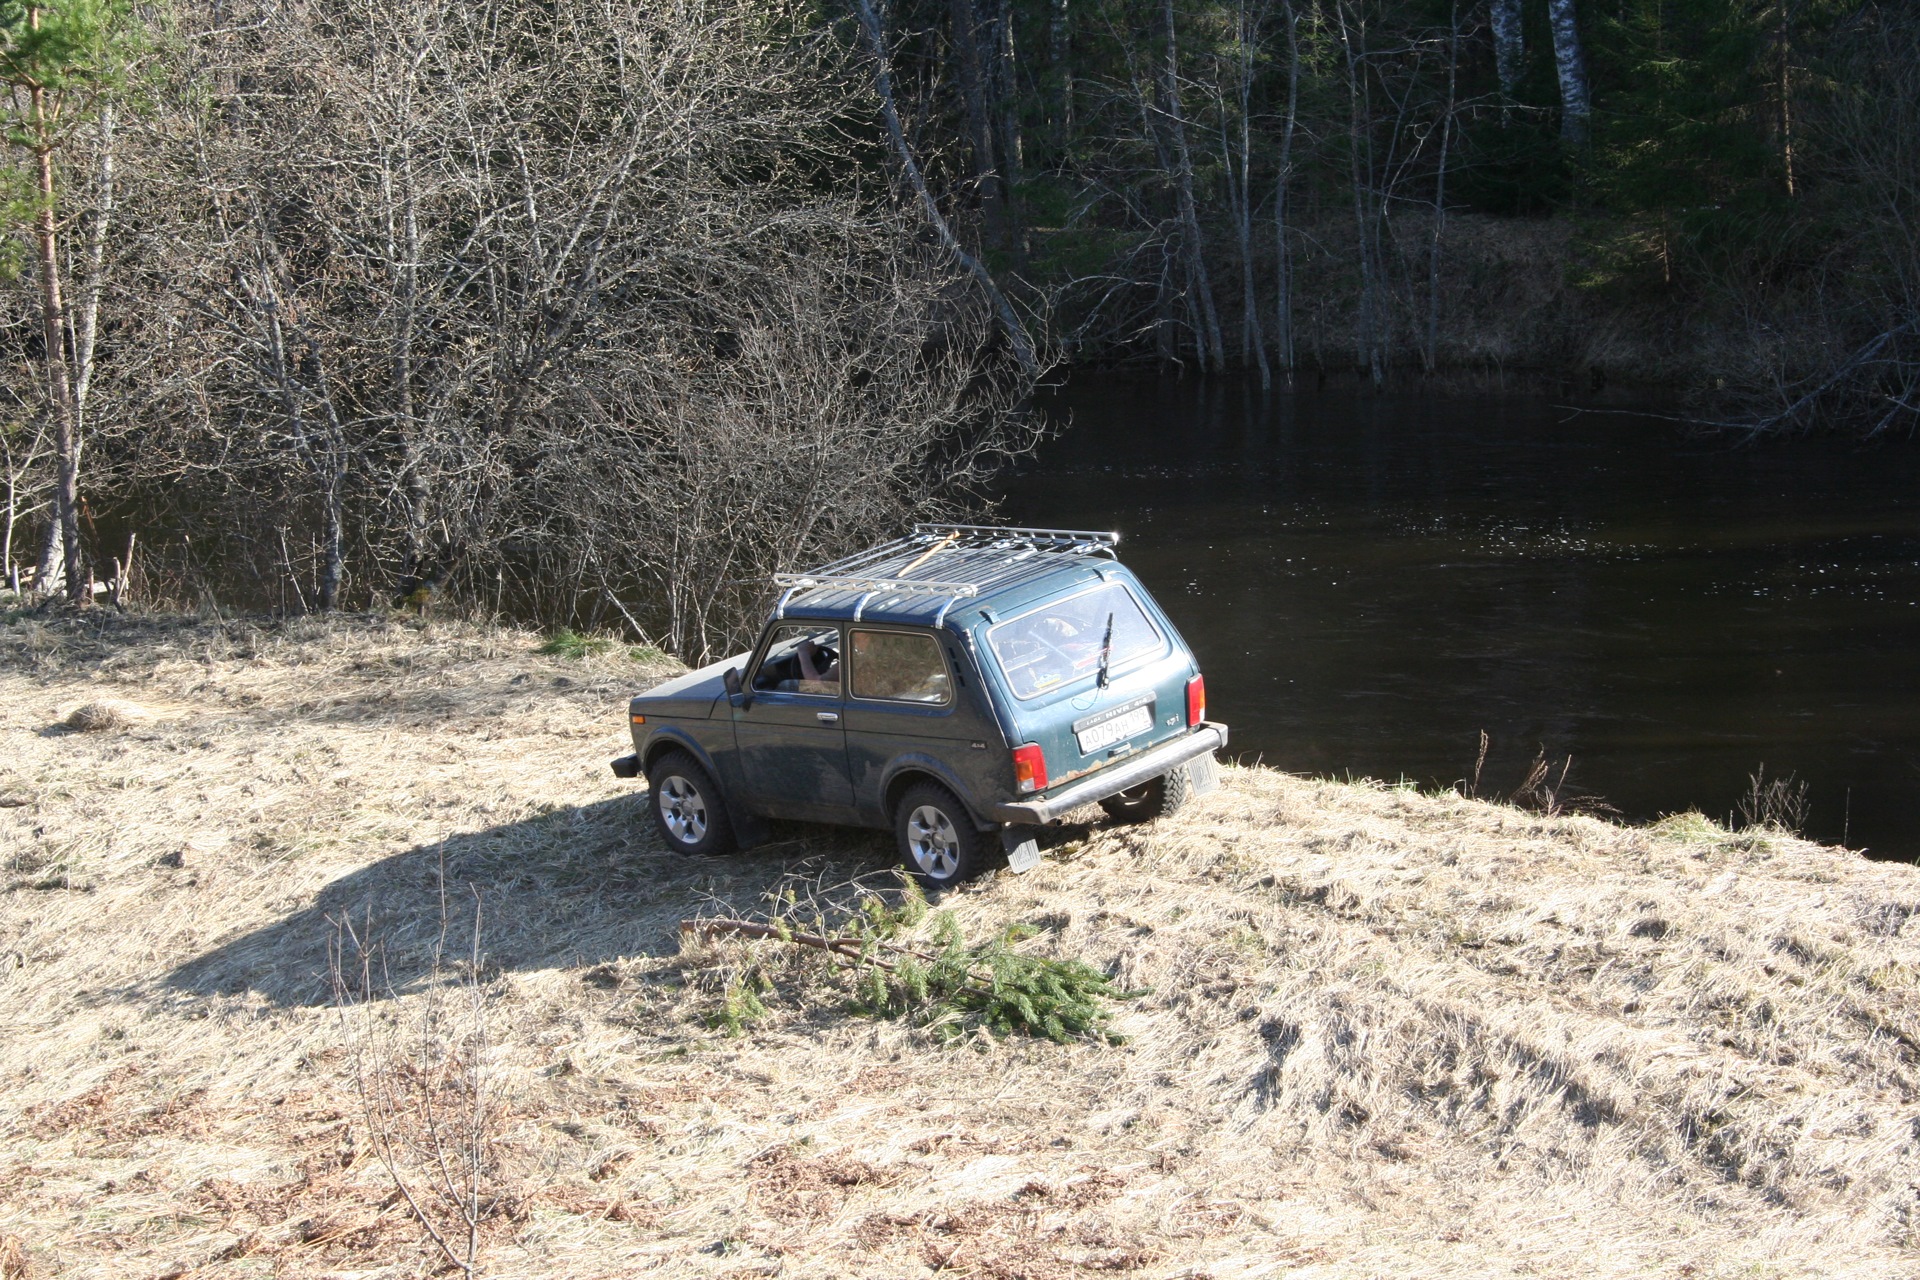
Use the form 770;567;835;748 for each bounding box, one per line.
749;1145;898;1221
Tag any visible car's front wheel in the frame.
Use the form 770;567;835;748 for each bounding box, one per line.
895;783;986;891
1098;761;1195;824
645;749;738;857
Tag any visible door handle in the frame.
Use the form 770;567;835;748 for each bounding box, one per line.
816;711;840;723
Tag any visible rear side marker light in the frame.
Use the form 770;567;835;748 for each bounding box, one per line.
1012;743;1048;794
1186;674;1206;727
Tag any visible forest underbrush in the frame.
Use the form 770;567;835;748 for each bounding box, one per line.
2;612;1917;1277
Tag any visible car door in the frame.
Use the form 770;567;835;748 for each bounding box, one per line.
730;621;855;820
842;626;993;824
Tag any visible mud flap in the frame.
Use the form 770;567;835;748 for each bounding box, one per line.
1188;752;1221;798
732;808;771;850
1001;826;1042;873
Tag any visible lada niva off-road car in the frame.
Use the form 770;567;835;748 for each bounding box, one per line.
610;525;1228;888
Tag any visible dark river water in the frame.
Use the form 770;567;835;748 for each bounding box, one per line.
999;376;1920;859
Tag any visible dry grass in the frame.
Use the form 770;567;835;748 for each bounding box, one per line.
3;611;1918;1277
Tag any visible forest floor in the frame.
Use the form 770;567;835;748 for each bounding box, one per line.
2;612;1918;1279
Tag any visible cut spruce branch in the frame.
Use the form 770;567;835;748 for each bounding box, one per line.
684;910;1137;1044
684;917;917;969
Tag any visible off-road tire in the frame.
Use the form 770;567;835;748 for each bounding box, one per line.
645;750;738;857
895;783;987;891
1098;761;1194;824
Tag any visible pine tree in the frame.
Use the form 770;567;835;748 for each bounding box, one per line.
0;1;132;601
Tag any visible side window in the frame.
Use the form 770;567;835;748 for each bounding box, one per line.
752;624;841;696
850;630;951;705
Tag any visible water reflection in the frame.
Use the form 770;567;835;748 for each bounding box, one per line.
1001;377;1920;859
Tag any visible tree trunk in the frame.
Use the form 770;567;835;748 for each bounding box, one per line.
1547;0;1591;145
72;103;113;434
30;85;85;603
1273;0;1300;381
1426;2;1458;374
1230;0;1268;389
948;0;1007;253
34;513;64;595
391;119;431;605
1155;242;1177;367
1049;0;1073;153
318;465;345;611
855;0;1037;373
1337;2;1384;385
1776;3;1796;196
1490;0;1522;104
993;0;1025;263
1159;0;1224;374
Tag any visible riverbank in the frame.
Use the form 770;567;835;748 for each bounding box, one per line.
2;612;1916;1277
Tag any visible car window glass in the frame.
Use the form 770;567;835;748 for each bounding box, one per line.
850;630;950;705
987;582;1165;700
752;624;841;696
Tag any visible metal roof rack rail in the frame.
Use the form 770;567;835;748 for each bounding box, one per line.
769;573;980;621
770;574;981;598
909;523;1120;555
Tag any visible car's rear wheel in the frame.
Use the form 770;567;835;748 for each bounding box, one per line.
895;783;986;891
1098;762;1194;824
646;750;738;857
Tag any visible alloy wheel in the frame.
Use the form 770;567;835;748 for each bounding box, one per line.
905;803;961;879
658;774;708;845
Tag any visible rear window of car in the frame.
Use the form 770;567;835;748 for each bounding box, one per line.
987;581;1166;700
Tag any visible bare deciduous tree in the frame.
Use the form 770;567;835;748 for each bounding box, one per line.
88;0;1039;648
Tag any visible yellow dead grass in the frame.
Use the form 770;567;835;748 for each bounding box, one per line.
2;611;1918;1278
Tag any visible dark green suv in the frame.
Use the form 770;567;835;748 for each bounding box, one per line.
610;526;1227;888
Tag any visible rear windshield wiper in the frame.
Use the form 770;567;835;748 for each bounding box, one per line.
1097;611;1115;688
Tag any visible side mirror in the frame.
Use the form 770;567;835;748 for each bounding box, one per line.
723;666;744;698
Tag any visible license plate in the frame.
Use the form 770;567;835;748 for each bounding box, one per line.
1076;705;1153;754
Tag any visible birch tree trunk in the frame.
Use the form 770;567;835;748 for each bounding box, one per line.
72;104;112;446
30;86;86;602
1336;1;1384;385
1548;0;1591;144
1490;0;1522;104
387;74;431;603
1160;0;1224;373
49;102;117;601
1134;82;1188;366
993;0;1025;263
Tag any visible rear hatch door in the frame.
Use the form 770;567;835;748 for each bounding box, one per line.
984;578;1194;790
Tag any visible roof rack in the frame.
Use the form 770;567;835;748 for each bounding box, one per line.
769;524;1122;623
909;524;1119;553
770;574;980;599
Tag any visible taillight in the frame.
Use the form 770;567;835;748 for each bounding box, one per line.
1012;743;1048;794
1186;674;1206;726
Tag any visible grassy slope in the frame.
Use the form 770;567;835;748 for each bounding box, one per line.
1;613;1917;1278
